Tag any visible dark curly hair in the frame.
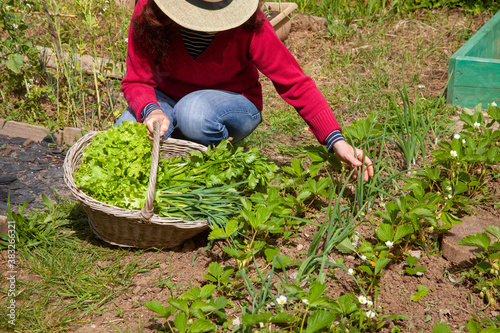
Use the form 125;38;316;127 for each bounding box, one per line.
132;0;264;59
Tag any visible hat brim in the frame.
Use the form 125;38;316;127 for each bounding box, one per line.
154;0;260;32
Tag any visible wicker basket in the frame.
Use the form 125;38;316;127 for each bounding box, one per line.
63;122;210;249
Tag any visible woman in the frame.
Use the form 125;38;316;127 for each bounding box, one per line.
117;0;374;181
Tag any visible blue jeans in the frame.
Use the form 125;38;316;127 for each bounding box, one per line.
115;89;262;146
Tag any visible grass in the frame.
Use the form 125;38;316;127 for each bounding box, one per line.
243;8;477;154
1;1;500;332
1;0;492;132
0;198;155;332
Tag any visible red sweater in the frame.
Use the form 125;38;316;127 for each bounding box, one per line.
121;0;341;144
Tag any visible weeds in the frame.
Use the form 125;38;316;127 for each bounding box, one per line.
0;196;150;332
1;1;500;332
0;0;129;130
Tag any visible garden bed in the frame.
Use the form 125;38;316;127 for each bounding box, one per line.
447;9;500;107
1;4;500;333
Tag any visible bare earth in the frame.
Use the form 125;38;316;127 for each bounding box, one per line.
69;10;500;333
2;9;499;333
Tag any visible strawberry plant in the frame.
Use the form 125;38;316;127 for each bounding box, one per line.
372;196;438;250
144;284;228;332
431;105;500;199
405;256;427;276
459;225;500;307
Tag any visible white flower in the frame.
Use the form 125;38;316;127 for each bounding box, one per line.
13;24;18;29
27;83;33;89
417;84;425;89
453;133;460;139
302;299;309;305
380;202;386;207
348;268;354;275
492;102;497;107
474;122;481;128
367;300;373;307
462;139;466;144
360;254;367;260
358;295;367;304
276;295;287;305
6;5;10;10
448;194;452;199
385;241;394;248
124;38;128;43
446;186;452;191
366;310;376;318
450;150;458;157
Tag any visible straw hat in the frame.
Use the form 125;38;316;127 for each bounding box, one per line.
154;0;260;32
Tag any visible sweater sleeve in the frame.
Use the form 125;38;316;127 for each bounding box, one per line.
249;12;341;144
121;0;160;122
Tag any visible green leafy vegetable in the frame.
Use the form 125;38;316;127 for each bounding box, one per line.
73;122;278;224
74;121;153;210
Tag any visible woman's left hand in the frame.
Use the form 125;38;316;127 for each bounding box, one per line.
331;140;374;181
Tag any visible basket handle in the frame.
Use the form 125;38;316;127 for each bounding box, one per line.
140;121;161;223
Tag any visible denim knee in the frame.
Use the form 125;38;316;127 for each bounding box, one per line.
173;90;261;146
114;108;137;127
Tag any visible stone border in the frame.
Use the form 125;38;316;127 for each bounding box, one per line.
441;215;500;265
0;118;85;147
36;46;124;80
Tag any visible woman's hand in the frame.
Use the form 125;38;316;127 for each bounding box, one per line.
144;109;170;139
331;140;374;181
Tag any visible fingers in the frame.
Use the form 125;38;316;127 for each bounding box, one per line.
360;154;374;182
145;121;155;136
331;141;374;181
351;148;374;182
160;120;169;136
145;110;170;139
148;119;169;138
347;152;363;168
365;155;375;178
146;120;160;140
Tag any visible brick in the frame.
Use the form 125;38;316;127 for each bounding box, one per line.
62;127;85;146
441;215;500;264
0;215;7;234
0;118;84;146
0;119;50;142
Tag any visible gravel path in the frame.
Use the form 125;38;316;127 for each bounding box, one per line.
0;134;71;215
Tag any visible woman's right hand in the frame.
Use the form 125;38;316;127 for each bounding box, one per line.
144;109;170;139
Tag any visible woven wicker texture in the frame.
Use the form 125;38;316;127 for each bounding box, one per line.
63;122;210;249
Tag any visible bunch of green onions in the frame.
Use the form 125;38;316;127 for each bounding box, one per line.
155;182;245;227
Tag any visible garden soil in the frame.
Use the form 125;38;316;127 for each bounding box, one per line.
1;9;499;333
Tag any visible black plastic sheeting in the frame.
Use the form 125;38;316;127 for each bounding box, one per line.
0;134;70;215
